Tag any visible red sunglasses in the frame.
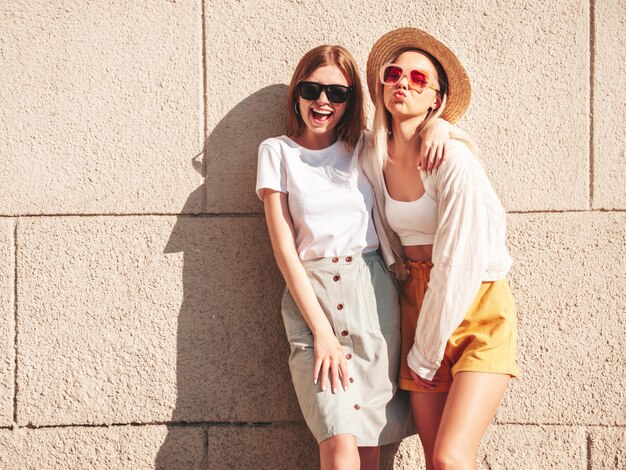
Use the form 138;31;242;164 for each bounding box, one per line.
379;64;440;93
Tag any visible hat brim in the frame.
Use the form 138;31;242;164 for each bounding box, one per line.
366;28;471;124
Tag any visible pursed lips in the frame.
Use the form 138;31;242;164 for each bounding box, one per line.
393;89;407;99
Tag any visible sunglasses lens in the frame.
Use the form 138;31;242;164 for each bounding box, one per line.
410;70;429;91
383;65;403;84
299;82;350;103
326;85;350;103
299;83;321;100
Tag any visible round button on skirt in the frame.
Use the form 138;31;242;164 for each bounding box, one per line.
281;251;413;445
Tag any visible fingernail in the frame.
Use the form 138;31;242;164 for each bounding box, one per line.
313;379;317;385
332;388;337;394
321;385;326;391
343;386;348;391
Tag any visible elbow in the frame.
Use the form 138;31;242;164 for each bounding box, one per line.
271;243;301;274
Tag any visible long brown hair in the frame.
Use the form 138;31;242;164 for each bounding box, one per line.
286;45;365;150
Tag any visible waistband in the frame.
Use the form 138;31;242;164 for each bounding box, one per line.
301;250;380;270
405;260;433;270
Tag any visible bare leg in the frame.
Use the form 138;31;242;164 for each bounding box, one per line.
358;446;380;470
320;434;360;470
432;372;510;470
410;391;448;470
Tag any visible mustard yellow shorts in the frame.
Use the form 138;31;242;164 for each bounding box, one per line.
398;261;519;393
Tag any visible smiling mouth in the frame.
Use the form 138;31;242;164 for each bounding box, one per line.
311;108;333;123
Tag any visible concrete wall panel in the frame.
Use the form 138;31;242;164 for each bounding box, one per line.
592;0;626;209
0;1;204;215
590;427;626;469
400;426;585;469
500;213;626;425
207;424;585;470
205;0;588;213
0;0;623;466
16;216;297;426
480;425;586;470
207;425;427;470
208;425;320;470
0;220;14;426
0;426;205;470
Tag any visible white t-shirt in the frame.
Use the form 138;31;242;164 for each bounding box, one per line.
256;135;379;260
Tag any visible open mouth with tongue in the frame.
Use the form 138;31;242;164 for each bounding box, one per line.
310;108;333;124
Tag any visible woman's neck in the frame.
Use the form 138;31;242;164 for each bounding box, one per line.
293;129;337;150
389;114;426;162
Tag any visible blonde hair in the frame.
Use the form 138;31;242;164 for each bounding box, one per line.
286;45;366;150
360;48;479;276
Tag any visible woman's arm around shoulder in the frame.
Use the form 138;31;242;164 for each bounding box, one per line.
428;139;491;193
418;118;451;172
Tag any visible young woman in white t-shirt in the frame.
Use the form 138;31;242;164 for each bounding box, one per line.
256;45;450;470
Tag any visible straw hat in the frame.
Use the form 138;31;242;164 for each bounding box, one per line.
366;28;471;124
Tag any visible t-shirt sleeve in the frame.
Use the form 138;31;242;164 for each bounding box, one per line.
255;140;287;200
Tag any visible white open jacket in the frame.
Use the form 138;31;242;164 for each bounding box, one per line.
360;134;513;380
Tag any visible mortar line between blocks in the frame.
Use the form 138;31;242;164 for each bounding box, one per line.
586;427;592;470
17;421;625;430
0;213;267;218
12;218;19;428
21;420;303;430
203;426;210;470
201;0;208;213
589;0;596;208
492;422;625;428
1;209;625;219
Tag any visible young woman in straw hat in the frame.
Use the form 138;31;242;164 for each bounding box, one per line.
362;28;520;469
256;44;453;469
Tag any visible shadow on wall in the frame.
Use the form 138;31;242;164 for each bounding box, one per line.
153;84;403;469
204;83;293;212
154;84;310;469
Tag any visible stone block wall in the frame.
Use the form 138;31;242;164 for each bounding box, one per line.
0;1;624;468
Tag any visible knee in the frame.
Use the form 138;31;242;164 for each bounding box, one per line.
432;446;472;470
320;435;359;470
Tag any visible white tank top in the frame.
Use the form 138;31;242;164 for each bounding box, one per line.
382;176;437;245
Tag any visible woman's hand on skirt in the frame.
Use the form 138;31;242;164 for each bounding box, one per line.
409;368;438;390
313;330;349;394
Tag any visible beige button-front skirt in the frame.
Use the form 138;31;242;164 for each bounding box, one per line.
281;251;413;446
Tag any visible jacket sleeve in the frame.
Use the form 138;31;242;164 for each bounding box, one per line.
406;144;492;380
